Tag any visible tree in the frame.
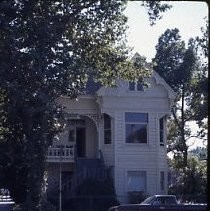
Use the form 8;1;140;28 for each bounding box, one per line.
188;19;208;128
140;1;172;26
153;28;197;168
154;25;208;203
169;156;207;203
0;1;171;210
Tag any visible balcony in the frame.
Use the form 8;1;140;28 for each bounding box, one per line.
47;145;75;162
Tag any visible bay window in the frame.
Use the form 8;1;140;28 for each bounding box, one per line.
125;112;148;143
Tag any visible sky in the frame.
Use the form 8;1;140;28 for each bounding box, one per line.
124;1;208;149
124;1;208;62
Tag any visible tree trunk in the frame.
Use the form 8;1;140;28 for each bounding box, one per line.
21;113;47;211
181;84;188;168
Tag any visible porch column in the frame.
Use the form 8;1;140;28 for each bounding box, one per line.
83;113;101;158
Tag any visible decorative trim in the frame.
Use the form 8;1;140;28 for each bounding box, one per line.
83;113;99;130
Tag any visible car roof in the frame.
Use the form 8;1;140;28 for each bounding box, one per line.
154;195;176;197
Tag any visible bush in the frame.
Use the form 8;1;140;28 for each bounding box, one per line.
63;178;119;211
128;191;147;204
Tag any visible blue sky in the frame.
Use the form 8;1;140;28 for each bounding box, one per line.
124;1;208;62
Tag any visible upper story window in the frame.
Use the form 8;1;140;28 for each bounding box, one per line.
129;81;144;91
104;114;112;144
159;117;164;146
125;112;148;143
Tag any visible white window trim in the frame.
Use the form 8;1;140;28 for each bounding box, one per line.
124;112;149;144
103;114;113;146
159;116;165;146
128;81;144;92
125;169;147;193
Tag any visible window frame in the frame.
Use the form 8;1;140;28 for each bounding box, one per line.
127;170;147;192
159;117;164;146
125;112;148;144
128;81;144;91
104;113;112;144
160;171;165;191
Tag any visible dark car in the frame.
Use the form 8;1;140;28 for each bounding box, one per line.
0;189;14;211
140;195;178;206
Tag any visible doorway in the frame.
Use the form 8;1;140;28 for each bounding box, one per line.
67;119;86;158
76;127;86;157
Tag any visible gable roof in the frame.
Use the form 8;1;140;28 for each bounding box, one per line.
152;71;176;100
82;71;176;101
82;53;176;100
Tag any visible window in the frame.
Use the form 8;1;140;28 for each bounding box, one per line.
129;81;144;91
104;114;112;144
160;171;165;191
159;117;164;146
125;112;148;143
129;81;135;91
68;129;75;142
127;171;146;192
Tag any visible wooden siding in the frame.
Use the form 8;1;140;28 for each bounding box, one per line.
56;74;175;203
57;96;98;112
105;105;169;203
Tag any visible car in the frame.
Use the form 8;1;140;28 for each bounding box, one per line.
108;195;207;211
0;189;14;211
140;195;178;206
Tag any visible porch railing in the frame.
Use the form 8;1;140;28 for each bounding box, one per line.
47;145;74;162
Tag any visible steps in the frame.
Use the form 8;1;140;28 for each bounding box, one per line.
76;158;107;181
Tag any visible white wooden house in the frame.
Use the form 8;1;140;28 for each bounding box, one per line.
46;70;176;203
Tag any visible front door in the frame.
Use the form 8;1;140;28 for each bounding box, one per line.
67;119;86;157
76;127;86;157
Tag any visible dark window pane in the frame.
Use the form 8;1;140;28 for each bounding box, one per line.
68;130;75;142
160;171;165;190
159;118;164;144
104;114;111;129
129;82;135;91
104;130;111;144
126;124;147;143
125;112;148;123
104;114;111;144
159;118;164;129
137;82;144;91
160;131;164;144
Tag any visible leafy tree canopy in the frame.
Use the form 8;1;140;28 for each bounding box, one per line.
141;1;172;25
169;156;207;203
0;1;172;210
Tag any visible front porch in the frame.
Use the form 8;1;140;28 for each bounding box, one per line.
46;113;100;164
46;145;75;162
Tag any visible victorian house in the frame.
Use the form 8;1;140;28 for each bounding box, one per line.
45;68;175;203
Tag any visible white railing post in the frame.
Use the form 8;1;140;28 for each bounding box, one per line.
47;144;75;161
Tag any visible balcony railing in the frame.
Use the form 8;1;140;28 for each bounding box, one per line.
47;145;74;162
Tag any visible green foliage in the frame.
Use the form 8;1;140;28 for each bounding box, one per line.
128;191;148;204
153;28;198;167
0;1;172;210
189;146;207;160
141;1;172;26
0;1;136;210
169;156;207;203
76;178;117;197
153;28;190;92
188;19;208;126
64;178;119;211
